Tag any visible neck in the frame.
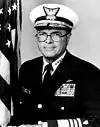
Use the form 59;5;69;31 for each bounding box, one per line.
44;57;54;63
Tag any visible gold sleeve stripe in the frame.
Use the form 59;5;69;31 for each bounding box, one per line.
57;119;69;127
69;119;74;127
73;119;78;127
76;118;82;127
42;122;48;127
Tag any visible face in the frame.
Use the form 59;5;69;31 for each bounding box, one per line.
36;29;70;62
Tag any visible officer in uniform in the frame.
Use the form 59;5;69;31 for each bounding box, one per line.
11;3;100;127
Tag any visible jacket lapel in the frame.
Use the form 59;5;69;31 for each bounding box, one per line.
52;51;72;83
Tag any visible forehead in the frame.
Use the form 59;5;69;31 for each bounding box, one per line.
37;29;66;33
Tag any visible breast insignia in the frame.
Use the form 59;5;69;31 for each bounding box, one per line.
55;79;76;97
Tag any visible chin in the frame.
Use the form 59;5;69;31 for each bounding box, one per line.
43;53;58;62
44;52;56;57
43;51;55;57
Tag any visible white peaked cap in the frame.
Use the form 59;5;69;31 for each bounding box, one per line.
29;3;79;29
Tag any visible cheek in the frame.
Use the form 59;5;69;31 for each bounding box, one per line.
56;41;67;51
37;42;44;51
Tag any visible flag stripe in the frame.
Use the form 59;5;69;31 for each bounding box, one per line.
0;100;10;126
0;75;11;110
0;51;10;84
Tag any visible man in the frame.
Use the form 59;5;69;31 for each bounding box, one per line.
11;3;100;127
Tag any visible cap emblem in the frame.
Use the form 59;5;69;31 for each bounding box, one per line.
43;6;60;20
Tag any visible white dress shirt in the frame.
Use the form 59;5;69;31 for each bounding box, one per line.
42;51;66;81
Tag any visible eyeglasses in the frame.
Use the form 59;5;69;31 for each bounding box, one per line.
35;31;67;42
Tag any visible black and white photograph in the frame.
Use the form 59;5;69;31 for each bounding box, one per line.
0;0;100;127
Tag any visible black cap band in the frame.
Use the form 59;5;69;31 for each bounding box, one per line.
35;16;73;27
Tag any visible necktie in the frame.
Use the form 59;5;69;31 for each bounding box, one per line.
43;63;53;85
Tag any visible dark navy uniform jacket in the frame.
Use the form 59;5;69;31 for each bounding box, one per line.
11;50;100;127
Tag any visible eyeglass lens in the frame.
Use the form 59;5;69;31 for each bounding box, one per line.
36;32;66;42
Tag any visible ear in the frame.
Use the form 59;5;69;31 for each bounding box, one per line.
67;33;71;42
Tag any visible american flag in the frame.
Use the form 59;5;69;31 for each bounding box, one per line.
0;0;21;126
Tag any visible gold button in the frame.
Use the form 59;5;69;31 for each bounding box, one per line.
20;101;22;104
61;106;64;110
38;104;42;109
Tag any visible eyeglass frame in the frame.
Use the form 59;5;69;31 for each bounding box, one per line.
35;31;68;42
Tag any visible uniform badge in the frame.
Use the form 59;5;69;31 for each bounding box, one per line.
55;79;76;97
22;87;31;94
43;6;60;20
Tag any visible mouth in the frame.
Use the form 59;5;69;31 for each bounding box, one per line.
44;47;55;51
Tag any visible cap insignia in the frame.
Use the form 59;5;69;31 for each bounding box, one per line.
43;6;60;20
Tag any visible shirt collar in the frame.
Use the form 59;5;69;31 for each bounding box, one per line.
43;51;66;74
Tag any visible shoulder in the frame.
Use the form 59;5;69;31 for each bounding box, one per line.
19;56;43;73
67;52;100;75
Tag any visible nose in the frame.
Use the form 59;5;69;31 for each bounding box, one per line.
45;35;53;44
